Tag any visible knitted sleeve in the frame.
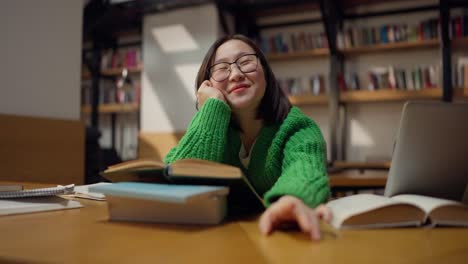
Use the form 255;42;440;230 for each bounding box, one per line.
263;124;330;208
164;98;231;164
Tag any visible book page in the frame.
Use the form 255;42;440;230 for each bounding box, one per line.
66;182;112;201
170;159;242;180
106;159;165;172
391;194;461;214
0;196;82;216
326;194;416;229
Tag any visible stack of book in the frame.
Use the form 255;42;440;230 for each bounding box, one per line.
93;159;265;225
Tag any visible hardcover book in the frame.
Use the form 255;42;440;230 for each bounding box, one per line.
90;182;229;225
327;194;468;230
101;158;265;215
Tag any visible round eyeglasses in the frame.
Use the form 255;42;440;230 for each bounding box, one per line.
209;54;258;82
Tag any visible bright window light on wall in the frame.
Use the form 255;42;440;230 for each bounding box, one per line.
350;119;375;147
174;63;199;102
151;24;199;53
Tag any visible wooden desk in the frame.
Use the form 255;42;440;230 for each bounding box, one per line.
1;183;468;264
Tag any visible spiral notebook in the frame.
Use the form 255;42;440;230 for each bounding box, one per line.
0;184;82;216
0;184;75;199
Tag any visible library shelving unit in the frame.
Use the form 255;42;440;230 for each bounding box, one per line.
340;88;443;103
267;48;329;61
288;94;329;105
80;102;139;114
81;65;142;115
250;0;468;192
81;37;143;168
100;65;143;77
268;36;468;105
341;38;439;55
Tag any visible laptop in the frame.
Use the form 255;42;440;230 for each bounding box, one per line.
384;101;468;202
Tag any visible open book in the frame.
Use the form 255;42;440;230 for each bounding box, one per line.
101;158;265;213
327;194;468;229
102;159;242;183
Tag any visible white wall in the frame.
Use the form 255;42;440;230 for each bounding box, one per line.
141;4;219;132
0;0;83;120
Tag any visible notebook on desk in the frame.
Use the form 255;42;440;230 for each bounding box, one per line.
384;101;468;202
0;196;82;216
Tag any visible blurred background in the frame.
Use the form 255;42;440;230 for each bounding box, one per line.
1;0;467;187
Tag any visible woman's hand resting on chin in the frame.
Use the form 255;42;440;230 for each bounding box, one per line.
196;80;226;109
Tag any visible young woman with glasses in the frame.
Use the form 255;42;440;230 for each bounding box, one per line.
164;34;331;241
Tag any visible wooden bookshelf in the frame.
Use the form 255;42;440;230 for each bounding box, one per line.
267;37;468;61
329;170;388;188
81;103;139;114
267;48;329;61
101;65;143;77
454;87;468;99
288;94;328;105
333;160;391;170
341;39;439;55
452;37;468;49
82;71;91;80
340;88;442;103
81;66;143;80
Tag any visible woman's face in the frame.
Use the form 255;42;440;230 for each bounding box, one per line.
210;39;266;112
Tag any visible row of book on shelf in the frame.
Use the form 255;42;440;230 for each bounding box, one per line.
261;31;328;54
364;65;439;91
337;17;438;49
278;75;325;96
81;80;141;105
100;47;142;71
338;15;468;49
278;56;468;97
260;14;468;54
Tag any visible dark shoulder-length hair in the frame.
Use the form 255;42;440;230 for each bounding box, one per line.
195;34;291;127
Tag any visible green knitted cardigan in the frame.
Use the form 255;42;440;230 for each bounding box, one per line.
164;98;330;207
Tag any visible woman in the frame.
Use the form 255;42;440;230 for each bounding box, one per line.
164;34;331;241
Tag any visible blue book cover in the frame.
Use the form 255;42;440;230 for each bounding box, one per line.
90;182;229;204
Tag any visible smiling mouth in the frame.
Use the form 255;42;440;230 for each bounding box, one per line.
230;85;249;93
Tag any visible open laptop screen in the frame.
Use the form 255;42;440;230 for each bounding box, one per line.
384;101;468;201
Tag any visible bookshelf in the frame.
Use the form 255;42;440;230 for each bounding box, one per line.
333;160;391;170
265;38;468;107
81;42;143;162
267;37;468;61
81;103;139;114
288;94;328;105
454;87;468;99
257;0;468;172
453;36;468;48
101;65;143;76
268;36;468;107
267;48;329;61
341;39;439;56
340;88;442;103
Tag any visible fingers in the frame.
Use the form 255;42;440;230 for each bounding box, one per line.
292;203;312;234
196;80;226;108
259;198;295;235
316;204;333;222
258;196;331;242
306;209;321;241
